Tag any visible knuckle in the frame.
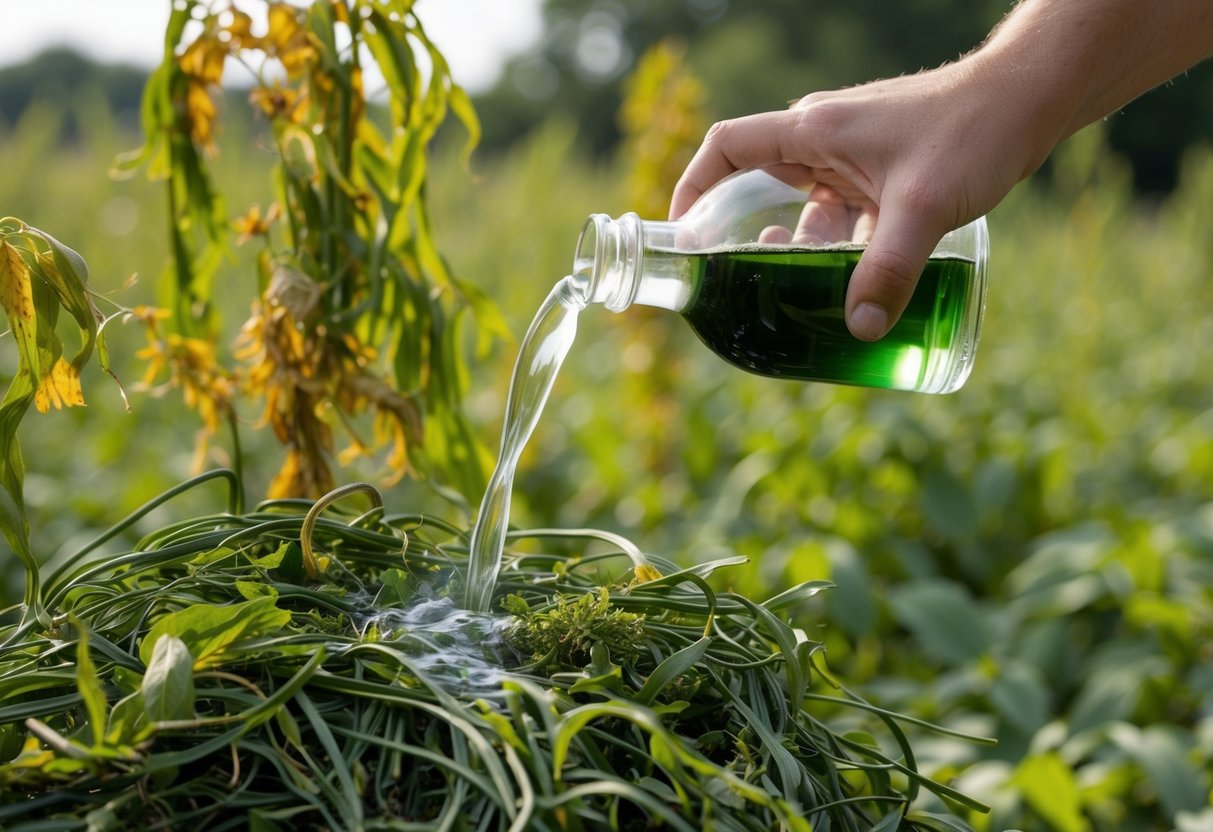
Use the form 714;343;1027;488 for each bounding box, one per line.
862;249;920;291
703;119;732;144
793;91;825;109
791;92;844;131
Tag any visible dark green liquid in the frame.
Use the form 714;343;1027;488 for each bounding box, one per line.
680;248;977;391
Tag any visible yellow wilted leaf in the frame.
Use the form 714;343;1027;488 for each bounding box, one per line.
632;563;664;584
268;448;303;500
225;9;257;48
34;357;85;414
178;34;228;151
185;80;220;150
0;240;35;325
179;35;226;86
266;3;316;77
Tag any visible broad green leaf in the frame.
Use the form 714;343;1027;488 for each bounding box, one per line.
1068;643;1160;733
920;468;978;542
139;596;291;670
249;811;286;832
888;579;993;666
105;693;151;747
989;658;1051;734
251;542;290;569
141;635;196;722
1013;753;1090;832
235;580;279;601
273;541;307;585
821;538;876;637
1109;724;1210;818
380;568;410;606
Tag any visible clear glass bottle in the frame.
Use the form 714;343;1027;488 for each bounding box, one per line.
568;167;989;393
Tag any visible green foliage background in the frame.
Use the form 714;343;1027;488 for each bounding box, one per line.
1;15;1212;832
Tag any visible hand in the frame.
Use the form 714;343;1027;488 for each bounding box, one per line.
670;65;1040;341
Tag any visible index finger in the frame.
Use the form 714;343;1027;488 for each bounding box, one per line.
669;111;822;219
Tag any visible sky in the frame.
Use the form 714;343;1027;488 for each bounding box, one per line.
0;0;545;93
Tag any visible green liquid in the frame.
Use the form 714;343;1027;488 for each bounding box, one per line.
680;248;978;391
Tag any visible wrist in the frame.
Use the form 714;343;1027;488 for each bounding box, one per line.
959;30;1087;182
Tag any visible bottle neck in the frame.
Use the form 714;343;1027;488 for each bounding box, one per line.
572;213;689;313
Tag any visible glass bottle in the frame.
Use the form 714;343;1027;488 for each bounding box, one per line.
568;167;989;393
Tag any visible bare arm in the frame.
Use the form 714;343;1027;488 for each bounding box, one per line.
671;0;1213;341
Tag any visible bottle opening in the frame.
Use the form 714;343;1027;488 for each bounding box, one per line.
571;213;642;312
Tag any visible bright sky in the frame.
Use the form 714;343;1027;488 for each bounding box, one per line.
0;0;545;93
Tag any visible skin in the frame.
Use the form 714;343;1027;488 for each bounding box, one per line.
670;0;1213;341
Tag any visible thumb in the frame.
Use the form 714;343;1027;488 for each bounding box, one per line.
845;210;943;341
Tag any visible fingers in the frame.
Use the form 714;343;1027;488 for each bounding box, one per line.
670;111;821;219
845;207;943;341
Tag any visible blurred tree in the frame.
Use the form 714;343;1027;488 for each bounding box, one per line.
618;38;706;218
0;48;147;137
473;0;1213;192
475;0;1008;153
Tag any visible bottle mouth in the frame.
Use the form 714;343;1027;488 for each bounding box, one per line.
571;214;606;303
572;213;641;312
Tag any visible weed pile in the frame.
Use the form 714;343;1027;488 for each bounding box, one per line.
0;473;987;831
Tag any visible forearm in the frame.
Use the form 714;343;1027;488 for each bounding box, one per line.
968;0;1213;174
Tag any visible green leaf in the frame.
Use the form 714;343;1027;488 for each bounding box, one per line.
989;658;1051;734
824;539;876;637
870;810;907;832
189;545;237;567
888;579;993;666
1012;752;1090;832
251;541;290;569
249;811;285;832
904;811;978;832
273;541;307;585
105;693;149;747
72;617;109;748
1109;724;1210;817
141;635;195;722
380;568;410;606
761;579;833;612
235;580;279;601
920;468;978;542
634;636;710;706
139;596;291;670
568;642;625;696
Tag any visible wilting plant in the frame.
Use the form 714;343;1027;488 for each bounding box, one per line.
0;217;118;630
117;0;504;501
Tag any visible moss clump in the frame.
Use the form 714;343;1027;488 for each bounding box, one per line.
502;588;646;669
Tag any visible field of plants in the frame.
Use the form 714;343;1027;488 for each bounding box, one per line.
1;6;1212;829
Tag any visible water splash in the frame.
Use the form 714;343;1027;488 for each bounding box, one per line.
463;275;588;612
361;596;512;694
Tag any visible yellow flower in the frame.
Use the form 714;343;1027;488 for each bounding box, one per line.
233;203;281;244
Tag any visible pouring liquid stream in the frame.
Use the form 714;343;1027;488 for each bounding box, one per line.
463;275;587;612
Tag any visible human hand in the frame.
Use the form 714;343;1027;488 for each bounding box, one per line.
670;65;1040;341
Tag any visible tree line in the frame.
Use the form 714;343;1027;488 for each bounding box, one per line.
5;0;1213;193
